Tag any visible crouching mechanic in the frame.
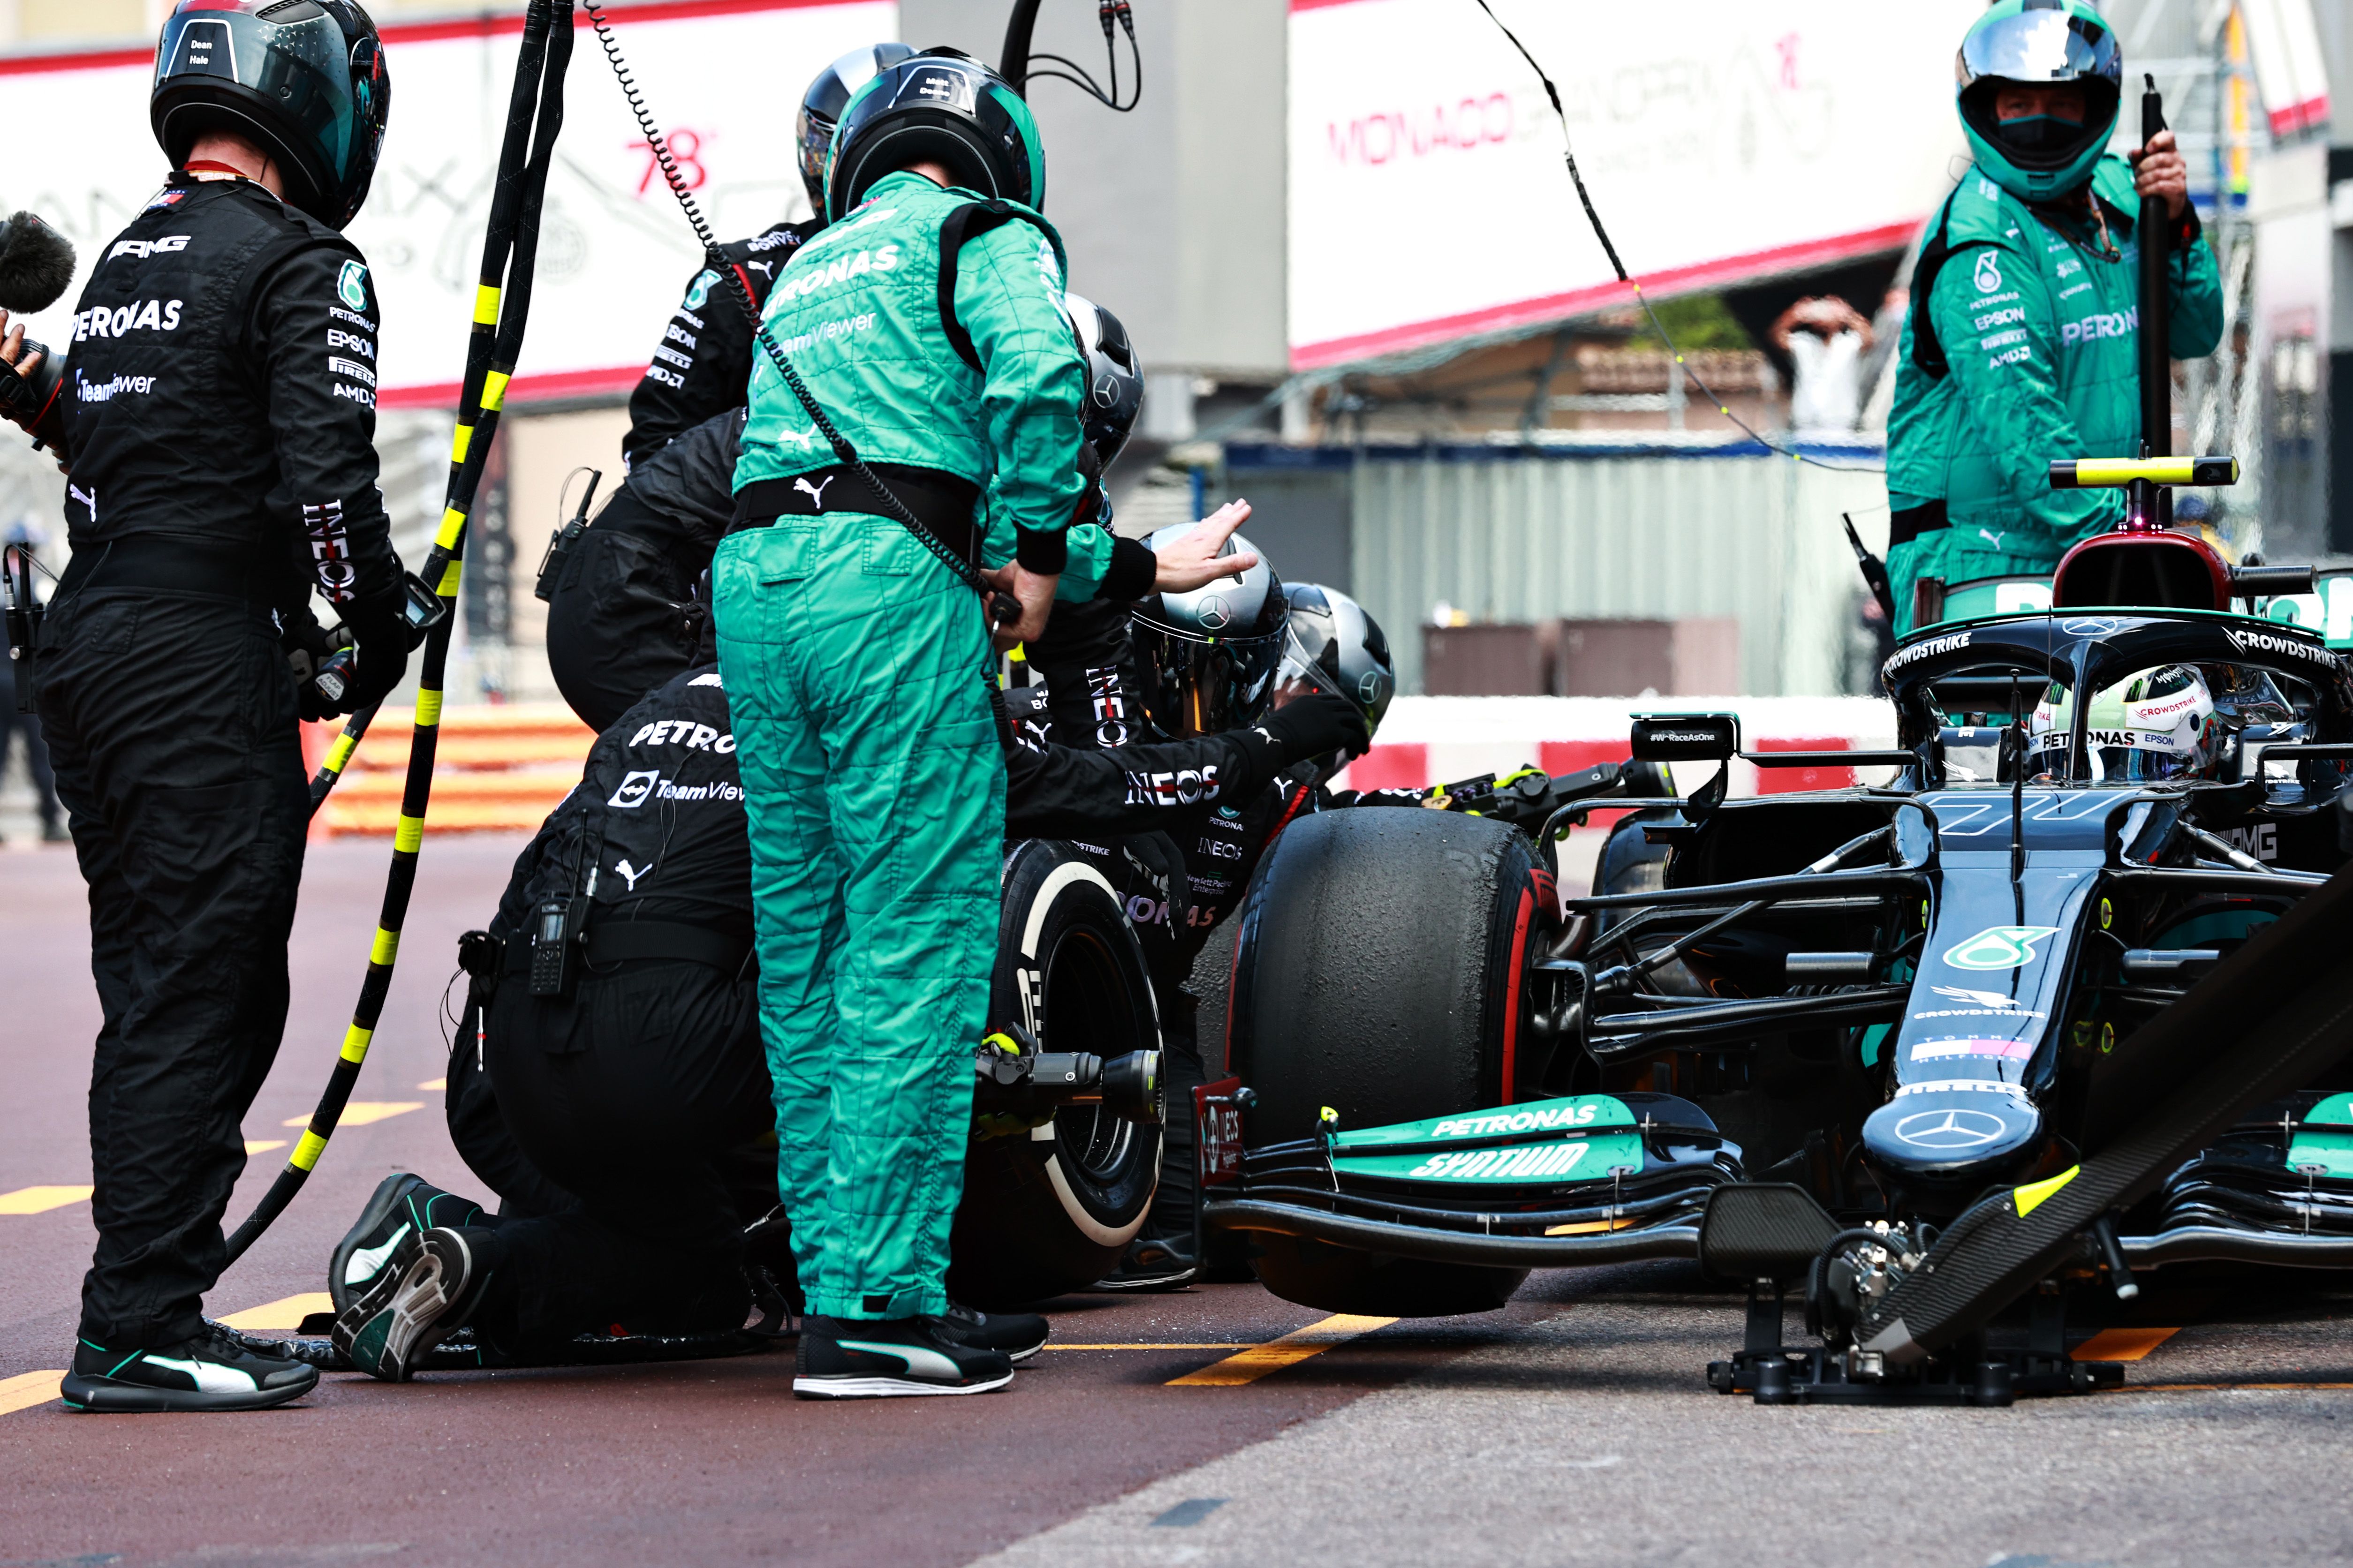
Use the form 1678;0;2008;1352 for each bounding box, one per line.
327;657;1363;1382
1884;0;2221;633
0;1;410;1413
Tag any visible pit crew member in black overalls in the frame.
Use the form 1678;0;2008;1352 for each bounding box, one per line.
0;1;404;1413
323;656;1363;1380
540;43;913;730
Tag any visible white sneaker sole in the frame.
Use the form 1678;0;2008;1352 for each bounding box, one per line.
339;1232;473;1382
792;1370;1015;1399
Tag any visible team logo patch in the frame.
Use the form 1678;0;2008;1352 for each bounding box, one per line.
1972;251;2002;294
338;260;370;312
1941;925;2061;972
684;269;719;311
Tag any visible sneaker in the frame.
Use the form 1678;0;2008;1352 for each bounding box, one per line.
944;1300;1049;1362
333;1227;487;1383
794;1314;1014;1399
61;1323;318;1412
1090;1236;1196;1292
330;1173;484;1314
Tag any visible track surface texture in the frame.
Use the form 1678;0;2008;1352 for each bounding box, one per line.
5;834;2352;1568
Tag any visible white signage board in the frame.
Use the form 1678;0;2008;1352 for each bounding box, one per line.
1286;0;1979;370
2240;0;2330;140
0;0;894;407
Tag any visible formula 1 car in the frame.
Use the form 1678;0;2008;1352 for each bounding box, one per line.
1201;516;2353;1404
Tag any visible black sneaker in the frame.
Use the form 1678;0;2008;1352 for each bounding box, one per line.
944;1301;1049;1362
61;1323;319;1412
794;1314;1014;1399
330;1173;484;1314
333;1227;487;1382
1091;1236;1196;1292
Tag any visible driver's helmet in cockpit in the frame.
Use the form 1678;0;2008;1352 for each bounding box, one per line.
2032;663;2224;783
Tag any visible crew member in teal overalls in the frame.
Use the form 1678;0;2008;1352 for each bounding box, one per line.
714;50;1110;1398
1886;0;2223;634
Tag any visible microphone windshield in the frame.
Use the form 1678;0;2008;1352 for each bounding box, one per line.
0;210;77;314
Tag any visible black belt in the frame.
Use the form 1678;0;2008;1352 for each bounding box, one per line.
500;919;751;981
57;535;280;605
1888;500;1950;551
729;463;981;565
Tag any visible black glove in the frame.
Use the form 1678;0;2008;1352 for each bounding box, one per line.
278;607;344;722
341;591;412;712
1253;692;1370;768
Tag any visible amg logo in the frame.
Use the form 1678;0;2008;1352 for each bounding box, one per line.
2216;821;2278;861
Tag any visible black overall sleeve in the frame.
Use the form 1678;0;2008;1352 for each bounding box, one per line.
250;242;402;611
1004;724;1282;840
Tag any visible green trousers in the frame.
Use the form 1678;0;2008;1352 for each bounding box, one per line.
712;515;1003;1320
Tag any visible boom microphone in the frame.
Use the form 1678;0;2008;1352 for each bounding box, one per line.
0;210;76;314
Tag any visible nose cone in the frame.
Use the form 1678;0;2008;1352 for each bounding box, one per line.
1863;1084;2043;1181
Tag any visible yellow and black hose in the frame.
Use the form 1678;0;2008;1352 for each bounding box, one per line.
225;0;572;1264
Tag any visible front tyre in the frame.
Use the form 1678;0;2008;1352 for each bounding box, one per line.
949;841;1163;1307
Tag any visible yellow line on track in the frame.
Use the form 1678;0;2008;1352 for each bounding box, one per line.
0;1370;64;1415
1167;1314;1398;1386
2075;1326;2180;1362
281;1101;421;1129
1045;1344;1252;1351
245;1139;288;1155
0;1185;92;1215
217;1293;335;1332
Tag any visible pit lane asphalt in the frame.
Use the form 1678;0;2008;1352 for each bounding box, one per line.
5;837;2351;1568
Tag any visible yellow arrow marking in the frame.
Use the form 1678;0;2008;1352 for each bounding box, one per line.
1167;1314;1398;1386
0;1185;93;1215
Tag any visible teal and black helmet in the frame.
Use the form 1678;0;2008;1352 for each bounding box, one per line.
1956;0;2122;204
824;49;1046;223
150;0;390;230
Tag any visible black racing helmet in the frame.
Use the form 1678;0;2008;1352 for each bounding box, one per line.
823;50;1046;223
1132;524;1286;740
1277;583;1395;737
1064;291;1143;473
797;42;917;213
151;0;390;231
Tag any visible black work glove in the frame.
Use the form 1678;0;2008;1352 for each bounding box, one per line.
279;607;344;722
1253;692;1370;768
340;591;412;712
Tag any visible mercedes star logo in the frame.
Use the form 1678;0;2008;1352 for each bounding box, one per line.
1893;1107;2009;1151
1197;595;1231;631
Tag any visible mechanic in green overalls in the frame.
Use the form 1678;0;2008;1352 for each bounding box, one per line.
711;51;1111;1398
1885;0;2224;635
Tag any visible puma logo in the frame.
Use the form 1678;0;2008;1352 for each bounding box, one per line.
777;425;820;451
794;475;834;509
614;858;647;891
1977;528;2006;549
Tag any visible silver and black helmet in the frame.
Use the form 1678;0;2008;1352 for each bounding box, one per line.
1131;523;1286;740
796;42;916;212
1277;582;1394;737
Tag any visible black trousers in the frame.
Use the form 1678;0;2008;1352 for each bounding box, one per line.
543;491;703;732
36;588;308;1347
469;959;772;1346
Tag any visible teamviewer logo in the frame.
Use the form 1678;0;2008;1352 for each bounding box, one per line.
608;769;660;809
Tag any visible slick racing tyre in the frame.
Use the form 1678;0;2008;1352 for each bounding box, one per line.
950;840;1163;1307
1227;809;1555;1317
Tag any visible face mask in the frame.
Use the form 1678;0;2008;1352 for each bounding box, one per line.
1994;113;2079;154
